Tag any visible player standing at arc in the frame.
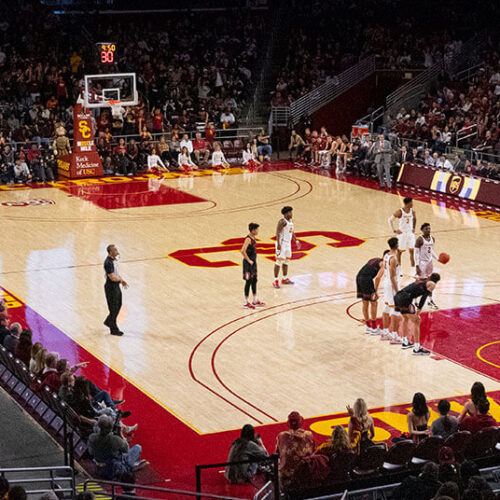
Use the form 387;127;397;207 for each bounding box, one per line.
388;197;416;277
415;222;439;309
240;223;265;309
273;206;301;289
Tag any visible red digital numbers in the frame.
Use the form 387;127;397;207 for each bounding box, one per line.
100;50;114;63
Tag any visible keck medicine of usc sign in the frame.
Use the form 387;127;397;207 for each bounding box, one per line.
57;104;104;179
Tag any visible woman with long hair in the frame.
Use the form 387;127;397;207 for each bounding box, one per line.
316;425;352;456
29;342;43;373
431;399;458;438
31;347;47;375
15;329;32;366
459;382;487;422
348;398;375;454
407;392;430;442
225;424;268;484
178;146;198;172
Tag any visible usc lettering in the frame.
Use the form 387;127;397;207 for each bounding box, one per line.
168;231;365;268
78;120;92;139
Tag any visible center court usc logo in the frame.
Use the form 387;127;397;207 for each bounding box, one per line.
449;175;463;194
168;231;365;268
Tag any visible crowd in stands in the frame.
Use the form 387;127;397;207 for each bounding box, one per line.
389;45;500;164
0;298;147;480
0;0;268;169
270;0;487;105
225;384;500;498
287;123;500;183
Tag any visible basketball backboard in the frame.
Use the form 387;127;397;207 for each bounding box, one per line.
83;73;138;108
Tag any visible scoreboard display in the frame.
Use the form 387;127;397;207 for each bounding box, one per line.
96;42;117;64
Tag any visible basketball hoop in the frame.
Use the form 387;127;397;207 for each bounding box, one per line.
109;99;125;120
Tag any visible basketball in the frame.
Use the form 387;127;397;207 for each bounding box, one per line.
439;252;450;264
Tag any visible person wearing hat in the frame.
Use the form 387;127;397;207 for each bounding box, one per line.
275;412;315;488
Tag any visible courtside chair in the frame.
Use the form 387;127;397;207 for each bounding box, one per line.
444;431;472;462
411;436;444;466
465;427;499;459
352;444;387;476
382;440;416;472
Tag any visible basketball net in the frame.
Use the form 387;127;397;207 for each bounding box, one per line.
109;100;125;120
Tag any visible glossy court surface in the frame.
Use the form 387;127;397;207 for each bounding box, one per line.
1;163;500;493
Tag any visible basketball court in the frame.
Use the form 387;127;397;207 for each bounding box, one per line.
2;164;500;489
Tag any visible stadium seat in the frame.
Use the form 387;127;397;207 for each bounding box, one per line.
382;440;416;471
352;444;387;476
411;436;444;465
233;139;243;150
329;450;356;481
465;427;499;459
222;140;234;150
444;431;472;462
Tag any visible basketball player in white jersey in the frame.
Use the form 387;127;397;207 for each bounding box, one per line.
388;197;416;277
380;237;403;343
273;206;300;289
415;222;439;309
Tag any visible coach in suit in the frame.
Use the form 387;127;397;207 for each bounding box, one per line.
371;134;393;189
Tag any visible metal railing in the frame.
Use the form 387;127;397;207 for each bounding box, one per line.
385;62;441;120
0;466;76;499
196;456;279;500
270;56;376;129
456;123;478;147
354;106;385;134
83;479;246;500
289;56;376;125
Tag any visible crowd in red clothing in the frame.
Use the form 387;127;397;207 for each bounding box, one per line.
389;46;500;159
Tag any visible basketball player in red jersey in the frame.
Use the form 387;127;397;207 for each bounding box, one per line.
273;206;301;289
240;223;265;309
388;197;416;277
355;253;385;334
415;222;439;309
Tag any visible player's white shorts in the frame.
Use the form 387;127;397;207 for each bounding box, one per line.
275;244;291;265
398;231;415;251
383;282;401;316
418;260;433;278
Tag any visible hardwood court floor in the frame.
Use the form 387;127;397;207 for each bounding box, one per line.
1;165;500;439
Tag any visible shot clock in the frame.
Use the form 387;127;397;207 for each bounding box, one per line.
96;42;117;64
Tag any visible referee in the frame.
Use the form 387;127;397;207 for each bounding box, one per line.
104;244;128;336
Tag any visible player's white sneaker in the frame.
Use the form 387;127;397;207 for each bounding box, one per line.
390;335;402;345
380;331;392;341
428;299;439;310
370;327;382;336
413;346;431;356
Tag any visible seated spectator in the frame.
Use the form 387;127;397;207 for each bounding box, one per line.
41;352;62;392
147;148;169;174
220;107;236;130
434;481;460;500
0;316;10;346
431;399;459;439
31;347;47;375
0;477;9;500
242;143;260;170
179;134;193;157
224;424;268;484
211;143;230;170
7;486;26;500
192;132;210;164
460;398;497;434
288;130;305;160
178;146;198;172
14;329;32;366
13;159;32;184
316;425;352;456
347;398;375;454
3;322;22;353
58;371;75;403
275;411;315;489
392;461;440;500
407;392;430;443
88;415;146;479
459;381;487;422
467;476;496;500
257;129;272;162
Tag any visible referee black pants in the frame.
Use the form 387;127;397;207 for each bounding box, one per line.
104;283;122;334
